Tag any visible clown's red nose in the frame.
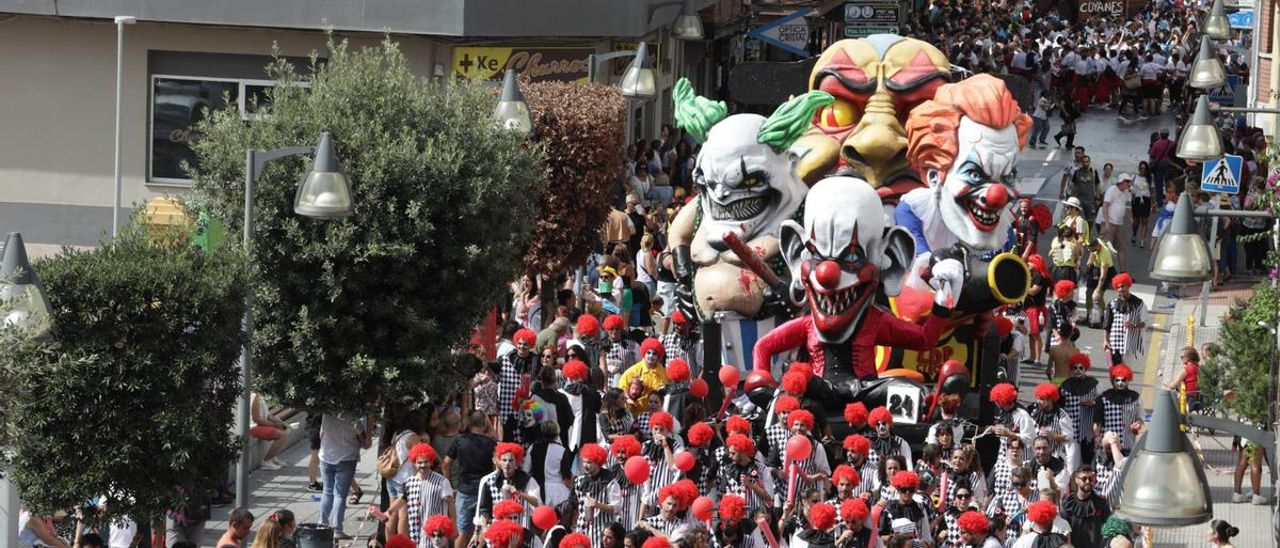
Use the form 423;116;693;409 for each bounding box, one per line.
815;260;842;289
983;183;1010;209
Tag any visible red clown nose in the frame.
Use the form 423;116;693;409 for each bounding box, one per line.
815;260;842;290
984;183;1010;209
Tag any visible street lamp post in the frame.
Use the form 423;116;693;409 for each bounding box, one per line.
587;43;657;147
112;15;136;240
493;69;532;136
235;133;353;509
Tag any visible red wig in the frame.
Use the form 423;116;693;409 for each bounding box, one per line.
891;470;920;490
611;435;642;459
1111;364;1134;381
844;402;869;427
493;499;524;520
725;415;751;435
687;422;714;447
562;359;589;381
775;395;800;414
386;535;416;548
666;359;691;381
1026;500;1058;525
423;514;456;537
602;314;625;331
994;315;1014;337
726;434;756;455
649;411;674;431
670;310;689;325
579;443;608;465
720;494;747;522
832;464;861;487
408;443;438;464
990;383;1018;407
787;362;814;383
788;409;815;431
560;533;591;548
514;328;537;347
643;537;671;548
495;442;524;462
1026;254;1050;278
781;371;808;396
576;314;601;337
640;338;665;359
483;520;524;548
658;479;699;510
1111;272;1134;289
809;502;836;531
1034;383;1060;402
1053;280;1076;300
843;434;871;455
957;511;990;534
841;498;870;523
1068;352;1091;370
868;406;893;427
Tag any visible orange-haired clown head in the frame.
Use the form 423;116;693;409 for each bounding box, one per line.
793;35;950;204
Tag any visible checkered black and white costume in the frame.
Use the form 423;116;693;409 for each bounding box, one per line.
717;458;775;514
1095;456;1125;506
1058;376;1100;442
475;469;541;530
604;339;639;385
572;469;622;548
1028;404;1075;459
643;514;688;536
994;404;1037;462
941;507;965;548
1103;294;1146;359
1094;388;1143;451
986;457;1015;504
870;435;912;471
404;472;452;546
781;435;830;503
986;490;1037;520
498;351;536;420
764;423;790;466
943;470;987;507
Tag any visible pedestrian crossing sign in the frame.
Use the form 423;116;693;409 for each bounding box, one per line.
1201;154;1243;194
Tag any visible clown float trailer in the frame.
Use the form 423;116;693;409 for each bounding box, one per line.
667;34;1032;450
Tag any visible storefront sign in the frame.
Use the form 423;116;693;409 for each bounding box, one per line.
844;25;898;38
1078;0;1146;17
747;9;812;58
844;3;900;25
452;47;592;82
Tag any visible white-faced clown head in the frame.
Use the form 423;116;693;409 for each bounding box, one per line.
780;177;915;343
904;75;1031;251
673;78;832;251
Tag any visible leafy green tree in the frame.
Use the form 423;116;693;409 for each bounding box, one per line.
187;37;547;411
0;223;247;521
1203;281;1279;426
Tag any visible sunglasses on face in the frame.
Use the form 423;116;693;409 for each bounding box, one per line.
955;492;972;498
542;354;555;359
1011;481;1028;487
899;487;916;494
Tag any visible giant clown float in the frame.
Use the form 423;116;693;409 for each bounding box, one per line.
665;35;1032;443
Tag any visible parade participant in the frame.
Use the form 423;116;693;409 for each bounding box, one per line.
785;409;832;502
1011;501;1066;548
1093;365;1143;452
660;358;694;422
1022;436;1069;495
1028;383;1075;465
559;359;601;451
423;515;456;548
640;480;698;536
476;443;542;534
988;466;1035;522
1101;273;1145;366
1047;280;1078;351
602;314;638;386
987;383;1036;461
842;434;876;498
957;511;1001;548
878;455;907;505
683;422;717;493
827;465;862;509
765;395;801;468
1060;466;1110;548
1049;225;1082;285
781;488;823;543
638;411;685;517
619;338;669;415
927;419;959;455
718;434;775;514
481;518;527;548
572;443;621;548
608;435;645;529
714;495;767;548
878;471;932;544
569;314;607;384
870;406;914;471
845;402;873;438
524;421;573;507
659;310;700;375
836;498;873;548
532;506;567;548
942;447;987;510
403;443;454;547
937;482;972;548
1023;254;1050;368
499;328;539;442
1058;353;1099;464
792;502;837;548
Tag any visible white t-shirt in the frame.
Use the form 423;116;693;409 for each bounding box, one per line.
319;415;364;465
1104;185;1131;225
1139;62;1160;80
109;519;138;548
1132;175;1151;197
391;429;418;484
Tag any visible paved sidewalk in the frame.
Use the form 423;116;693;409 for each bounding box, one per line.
203;439;383;547
1147;283;1276;547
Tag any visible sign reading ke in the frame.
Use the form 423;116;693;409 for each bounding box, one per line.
452;47;592;82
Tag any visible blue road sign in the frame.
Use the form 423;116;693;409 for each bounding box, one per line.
1201;154;1243;194
748;9;812;58
1228;10;1254;29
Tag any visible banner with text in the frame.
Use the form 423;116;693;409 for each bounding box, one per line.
452;47;593;82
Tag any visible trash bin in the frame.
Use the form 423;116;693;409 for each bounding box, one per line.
297;523;334;548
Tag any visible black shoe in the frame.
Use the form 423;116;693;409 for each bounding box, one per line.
1054;135;1062;146
307;482;323;492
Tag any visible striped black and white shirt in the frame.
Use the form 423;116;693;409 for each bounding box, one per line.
717;459;774;514
643;514;687;536
608;464;646;530
475;469;542;529
641;436;685;506
572;469;622;548
405;471;453;546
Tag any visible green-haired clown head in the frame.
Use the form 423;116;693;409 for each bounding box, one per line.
673;77;727;144
757;91;834;150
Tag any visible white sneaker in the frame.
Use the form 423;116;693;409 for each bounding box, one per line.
1253;494;1270;505
1232;491;1251;503
260;460;283;471
270;458;286;467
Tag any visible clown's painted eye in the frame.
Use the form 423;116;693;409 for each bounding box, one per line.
741;171;766;187
815;98;856;129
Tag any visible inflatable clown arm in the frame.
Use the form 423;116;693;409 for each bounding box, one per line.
893;201;931;257
876;305;953;353
752;316;809;375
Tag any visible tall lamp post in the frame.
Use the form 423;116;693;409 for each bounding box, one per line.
0;232;55;546
588;42;658;146
112;15;136;240
235;132;353;508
